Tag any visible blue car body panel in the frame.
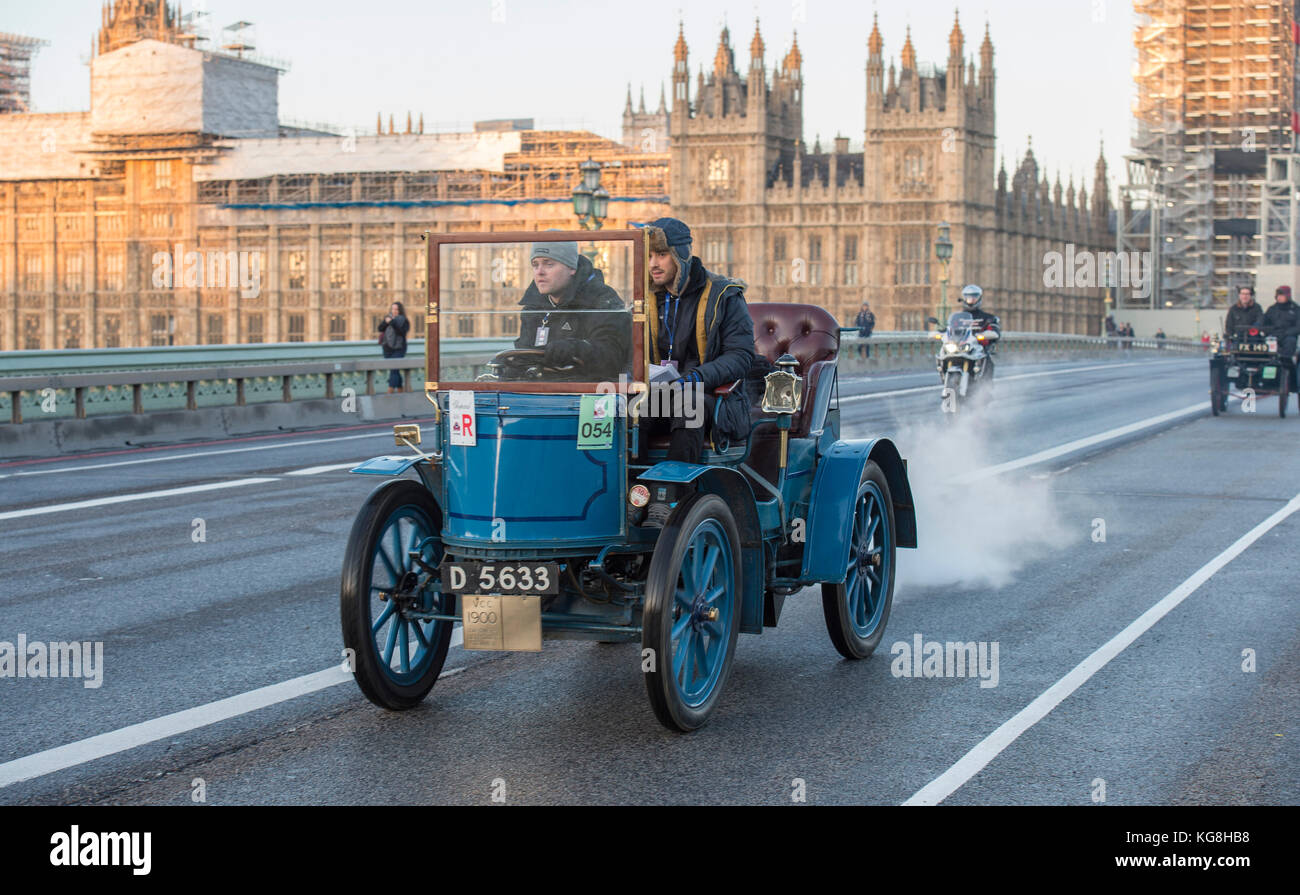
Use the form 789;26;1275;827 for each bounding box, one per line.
800;437;916;582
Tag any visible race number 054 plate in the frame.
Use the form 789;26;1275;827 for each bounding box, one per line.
461;594;542;652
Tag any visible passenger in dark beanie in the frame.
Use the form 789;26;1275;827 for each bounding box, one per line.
638;216;755;527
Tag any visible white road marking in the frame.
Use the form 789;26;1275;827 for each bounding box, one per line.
0;383;1218;789
839;359;1192;403
0;478;277;522
903;490;1300;806
967;402;1208;481
0;431;392;479
0;629;469;789
285;462;365;476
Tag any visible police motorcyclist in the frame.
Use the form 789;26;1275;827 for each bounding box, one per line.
954;284;1001;378
1261;285;1299;390
1223;286;1265;338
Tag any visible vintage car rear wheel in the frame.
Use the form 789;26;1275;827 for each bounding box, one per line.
1210;368;1223;417
340;479;453;710
1279;372;1289;418
822;462;896;660
642;493;741;732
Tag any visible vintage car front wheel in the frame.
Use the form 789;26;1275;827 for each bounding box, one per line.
340;479;453;710
822;462;896;660
642;493;741;732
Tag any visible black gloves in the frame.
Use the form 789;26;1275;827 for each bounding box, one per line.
544;338;588;368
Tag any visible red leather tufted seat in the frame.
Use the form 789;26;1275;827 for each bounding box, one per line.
642;301;840;452
752;303;840;373
751;302;840;437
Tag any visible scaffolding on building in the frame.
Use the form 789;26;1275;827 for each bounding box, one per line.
1122;1;1300;309
1260;154;1300;267
0;33;49;114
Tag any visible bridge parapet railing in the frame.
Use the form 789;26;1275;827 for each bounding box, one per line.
0;334;1205;424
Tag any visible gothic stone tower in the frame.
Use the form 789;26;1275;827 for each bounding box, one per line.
862;14;997;328
669;20;803;279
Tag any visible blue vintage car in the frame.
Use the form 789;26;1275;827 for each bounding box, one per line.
340;230;917;731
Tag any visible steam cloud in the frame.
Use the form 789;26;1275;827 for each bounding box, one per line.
892;411;1079;592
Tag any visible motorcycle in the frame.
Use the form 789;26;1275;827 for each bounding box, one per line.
928;312;998;413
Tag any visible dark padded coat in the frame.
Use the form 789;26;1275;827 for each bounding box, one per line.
515;254;630;380
647;255;755;391
1224;301;1265;337
1262;299;1300;356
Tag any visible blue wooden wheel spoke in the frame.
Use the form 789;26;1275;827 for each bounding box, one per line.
671;612;692;641
371;600;397;635
382;614;401;666
411;620;431;649
692;635;708;685
398;622;411;673
673;630;692;682
666;518;735;708
698;545;720;594
843;481;890;640
367;505;449;685
375;545;400;583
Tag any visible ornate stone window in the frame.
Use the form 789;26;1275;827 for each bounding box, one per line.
707;152;731;189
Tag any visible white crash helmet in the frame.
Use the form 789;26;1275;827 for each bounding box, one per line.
960;284;984;311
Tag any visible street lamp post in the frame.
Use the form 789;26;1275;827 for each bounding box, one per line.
571;158;610;231
934;221;953;324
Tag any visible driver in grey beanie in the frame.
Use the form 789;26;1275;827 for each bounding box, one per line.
514;241;630;380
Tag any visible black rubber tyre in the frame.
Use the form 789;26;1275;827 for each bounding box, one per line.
1210;367;1223;417
822;461;897;660
341;479;453;710
1279;372;1289;418
642;493;742;732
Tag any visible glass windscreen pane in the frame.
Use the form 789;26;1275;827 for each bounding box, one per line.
437;239;635;385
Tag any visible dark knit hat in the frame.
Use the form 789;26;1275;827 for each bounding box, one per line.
646;217;692;263
1277;285;1292;299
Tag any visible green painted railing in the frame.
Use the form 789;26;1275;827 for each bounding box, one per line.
0;334;1203;424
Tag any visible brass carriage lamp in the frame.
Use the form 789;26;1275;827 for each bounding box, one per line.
763;354;803;474
762;354;803;415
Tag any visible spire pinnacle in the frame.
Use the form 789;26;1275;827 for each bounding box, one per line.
868;12;883;56
900;26;916;70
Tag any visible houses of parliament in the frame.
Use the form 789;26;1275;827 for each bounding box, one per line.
0;4;1112;350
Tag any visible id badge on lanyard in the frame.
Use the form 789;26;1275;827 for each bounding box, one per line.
533;325;549;347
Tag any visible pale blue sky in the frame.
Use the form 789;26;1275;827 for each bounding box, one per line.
11;0;1136;198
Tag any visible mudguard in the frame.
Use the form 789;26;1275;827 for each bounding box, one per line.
640;462;765;635
800;437;917;583
350;455;422;476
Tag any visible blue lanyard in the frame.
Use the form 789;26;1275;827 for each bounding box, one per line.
662;294;679;358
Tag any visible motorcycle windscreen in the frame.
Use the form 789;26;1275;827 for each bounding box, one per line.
435;239;635;387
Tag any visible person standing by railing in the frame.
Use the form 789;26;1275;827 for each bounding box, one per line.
379;301;409;394
853;301;875;359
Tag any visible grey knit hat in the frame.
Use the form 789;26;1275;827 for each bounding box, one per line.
530;241;579;270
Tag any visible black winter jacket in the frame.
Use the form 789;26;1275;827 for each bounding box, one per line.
648;256;755;391
1262;300;1300;355
1224;301;1265;337
379;314;409;356
515;255;630;380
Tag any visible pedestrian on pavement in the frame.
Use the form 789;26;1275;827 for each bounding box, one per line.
1155;327;1166;349
379;301;410;394
853;301;875;359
